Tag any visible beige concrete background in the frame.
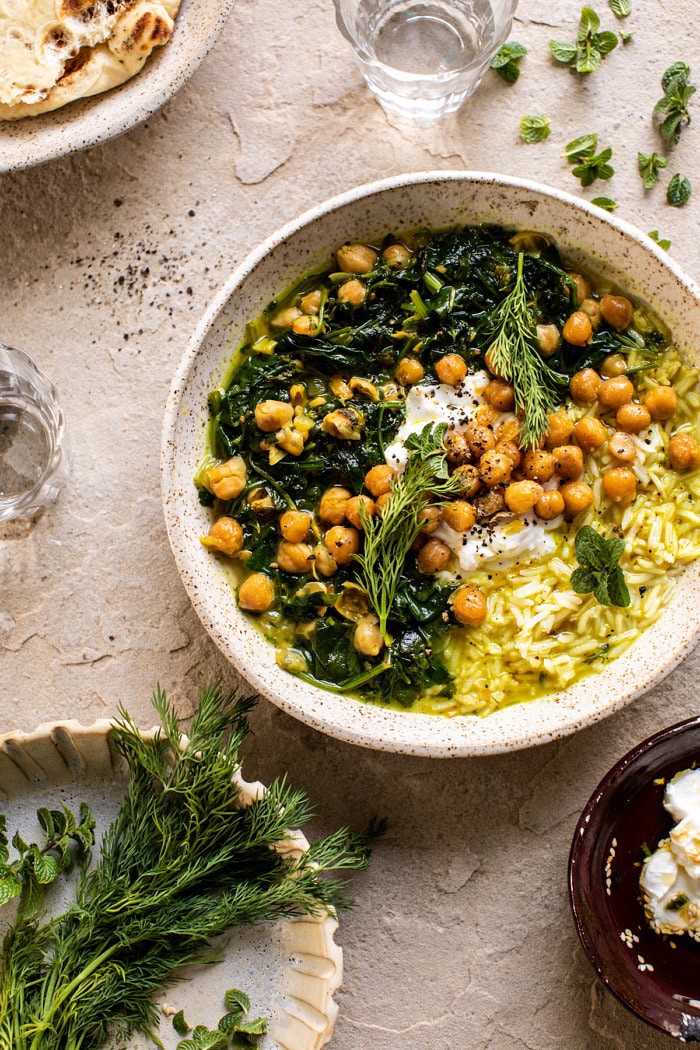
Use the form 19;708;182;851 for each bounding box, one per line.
1;0;699;1046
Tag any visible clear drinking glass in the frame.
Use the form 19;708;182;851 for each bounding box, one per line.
0;343;68;522
334;0;519;123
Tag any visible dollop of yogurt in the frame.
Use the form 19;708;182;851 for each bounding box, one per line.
384;372;559;574
640;768;700;937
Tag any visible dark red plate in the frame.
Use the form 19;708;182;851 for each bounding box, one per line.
569;716;700;1042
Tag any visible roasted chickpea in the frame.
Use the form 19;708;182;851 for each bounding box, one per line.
473;486;506;521
479;449;513;487
200;516;244;556
312;542;337;577
553;445;584;480
600;353;627;379
395;357;424;386
497;418;521;444
450;584;487;626
598;376;635;410
238;573;275;612
545;411;574;449
353;615;384;656
535;490;565;520
417;537;452;574
319;486;352;524
382;243;411;269
644;386;678;421
563;311;593;347
270;306;301;330
600;294;634;330
476;404;500;428
602;466;637;504
207;456;247;500
325;525;360;565
279;510;312;542
452;463;481;498
570;368;602;404
483;379;515;412
669;433;700;471
435;353;467;387
609;431;637;462
464;420;495;459
504;480;543;515
322;406;363;440
292;314;321;337
254;399;294;432
560;480;594;515
495;440;522;469
580;298;602;329
375;491;393;516
616;402;651;434
345;494;375;530
337;279;366;306
574;417;608;451
300;290;322;314
537;323;560;357
568;271;591;304
419;506;442;534
276;540;314;573
336;243;377;274
442;500;476;532
364;463;395;497
443;431;471;465
522;449;556;483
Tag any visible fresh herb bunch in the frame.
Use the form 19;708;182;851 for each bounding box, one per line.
482;254;568;448
667;173;692;207
520;115;551;143
0;687;371;1050
564;133;615;187
571;525;631;607
491;41;527;84
355;422;460;644
638;151;668;189
550;7;618;74
653;62;696;145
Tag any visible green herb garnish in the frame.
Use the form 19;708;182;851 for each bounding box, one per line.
608;0;630;16
667;893;690;912
355;423;460;643
667;173;692;207
654;62;696;145
638;151;668;189
482;253;567;449
520;115;551;143
591;196;617;211
564;133;614;186
648;229;672;251
550;7;618;74
173;1011;192;1036
571;525;631;607
491;41;528;83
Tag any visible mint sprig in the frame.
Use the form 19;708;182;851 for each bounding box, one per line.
564;133;614;186
653;62;696;145
550;7;618;74
491;41;528;84
571;526;631;607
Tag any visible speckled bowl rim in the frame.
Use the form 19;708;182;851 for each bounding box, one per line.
0;717;342;1049
161;170;700;758
0;0;236;173
568;715;700;1040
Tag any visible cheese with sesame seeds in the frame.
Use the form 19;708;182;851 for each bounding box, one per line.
641;768;700;938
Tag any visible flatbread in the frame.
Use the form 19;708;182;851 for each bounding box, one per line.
0;0;180;119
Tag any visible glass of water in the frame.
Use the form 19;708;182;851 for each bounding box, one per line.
0;343;67;523
334;0;519;123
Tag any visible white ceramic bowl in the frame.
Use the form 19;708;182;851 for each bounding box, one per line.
0;0;235;172
161;172;700;757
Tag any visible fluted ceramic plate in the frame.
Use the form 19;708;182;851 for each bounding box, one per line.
162;172;700;757
0;719;342;1049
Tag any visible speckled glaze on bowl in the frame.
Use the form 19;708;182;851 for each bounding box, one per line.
0;0;236;172
569;717;700;1042
161;171;700;758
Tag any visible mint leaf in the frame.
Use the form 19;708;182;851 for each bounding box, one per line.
607;565;631;607
575;526;611;571
571;567;597;594
667;173;692;207
550;40;578;64
491;41;527;83
591;196;617;211
578;7;601;39
648;229;671;251
173;1011;191;1036
608;0;631;16
224;989;251;1014
572;527;629;607
593;575;612;606
568;141;614;186
638;151;668;189
655;63;696;145
520;115;551;143
564;133;598;161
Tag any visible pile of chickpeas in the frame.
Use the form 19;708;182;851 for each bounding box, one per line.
201;246;700;661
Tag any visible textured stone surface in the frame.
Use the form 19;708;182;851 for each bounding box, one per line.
1;0;699;1046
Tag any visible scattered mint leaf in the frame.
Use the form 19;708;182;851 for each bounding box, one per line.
608;0;631;16
564;133;598;161
224;989;251;1014
638;151;668;188
619;29;633;42
571;526;631;607
648;229;671;250
591;196;617;211
654;63;696;145
173;1011;191;1036
519;115;551;143
235;1018;267;1036
667;173;692;207
178;1026;228;1050
573;148;614;186
491;41;528;84
550;7;618;74
218;1012;244;1035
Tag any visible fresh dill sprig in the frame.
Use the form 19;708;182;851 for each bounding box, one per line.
483;254;567;449
0;686;372;1050
355;423;460;644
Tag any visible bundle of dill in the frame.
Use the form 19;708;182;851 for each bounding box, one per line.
0;686;370;1050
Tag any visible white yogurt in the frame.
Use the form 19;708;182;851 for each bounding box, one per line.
641;768;700;937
